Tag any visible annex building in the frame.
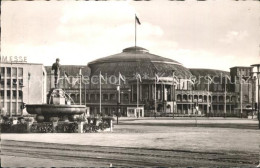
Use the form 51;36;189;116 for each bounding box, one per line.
0;63;47;116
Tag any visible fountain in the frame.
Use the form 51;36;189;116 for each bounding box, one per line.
26;58;86;122
26;88;86;122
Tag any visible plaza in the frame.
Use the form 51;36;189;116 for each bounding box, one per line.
1;118;260;167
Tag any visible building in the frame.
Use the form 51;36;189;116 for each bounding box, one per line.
0;63;47;116
44;46;256;118
230;66;254;115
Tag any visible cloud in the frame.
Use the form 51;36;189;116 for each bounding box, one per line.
219;30;249;44
2;1;166;66
2;1;259;70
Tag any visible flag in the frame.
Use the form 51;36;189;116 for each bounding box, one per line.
64;72;70;83
71;77;79;87
207;75;213;83
99;71;105;84
79;68;82;76
135;15;141;25
119;72;125;84
155;74;160;83
189;79;195;85
136;73;142;82
28;72;31;80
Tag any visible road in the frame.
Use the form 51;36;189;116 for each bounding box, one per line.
1;118;259;167
1;140;259;167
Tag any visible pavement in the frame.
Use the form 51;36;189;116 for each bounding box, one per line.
1;118;260;167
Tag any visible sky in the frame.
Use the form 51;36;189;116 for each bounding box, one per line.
1;1;260;71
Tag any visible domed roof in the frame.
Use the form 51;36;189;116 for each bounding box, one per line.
89;46;181;65
88;46;192;78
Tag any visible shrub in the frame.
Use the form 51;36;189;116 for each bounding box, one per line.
31;122;53;133
1;122;12;133
83;123;99;133
56;122;78;133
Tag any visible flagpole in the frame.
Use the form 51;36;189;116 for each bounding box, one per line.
155;76;157;115
240;73;243;118
79;69;82;105
117;72;121;124
224;77;227;118
63;71;66;91
207;78;209;117
118;72;121;106
100;71;102;115
135;14;136;48
137;77;139;109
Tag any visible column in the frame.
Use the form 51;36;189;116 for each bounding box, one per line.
171;85;174;101
16;67;18;115
10;68;13;117
148;84;151;100
131;85;134;102
139;84;142;101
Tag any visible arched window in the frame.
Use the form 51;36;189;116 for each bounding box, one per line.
183;94;188;101
203;95;207;102
110;94;116;100
213;96;218;102
177;94;182;101
219;96;224;102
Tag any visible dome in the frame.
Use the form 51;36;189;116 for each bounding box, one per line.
88;46;192;78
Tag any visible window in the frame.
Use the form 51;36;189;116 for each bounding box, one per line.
123;93;129;100
110;94;116;100
18;68;23;77
13;91;17;98
7;79;11;86
12;68;17;77
90;94;95;100
7;90;10;99
7;67;11;77
19;79;23;86
13;79;17;87
0;79;4;87
103;94;108;101
12;102;16;115
0;90;4;98
0;67;5;76
19;90;23;99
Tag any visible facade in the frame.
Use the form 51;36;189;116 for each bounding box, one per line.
230;66;254;115
44;46;256;118
0;63;47;116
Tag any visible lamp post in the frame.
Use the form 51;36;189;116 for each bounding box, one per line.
128;89;131;104
20;85;25;116
79;68;83;105
28;72;30;104
172;70;175;119
116;85;120;125
251;64;260;129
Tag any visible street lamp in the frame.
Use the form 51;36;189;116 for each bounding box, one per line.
251;64;260;129
20;85;25;116
128;89;131;104
172;70;176;119
116;85;120;125
28;72;31;104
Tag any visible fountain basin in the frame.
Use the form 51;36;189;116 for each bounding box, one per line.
26;104;86;115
